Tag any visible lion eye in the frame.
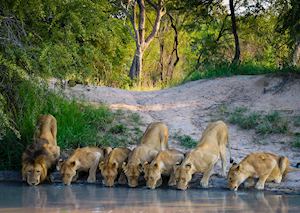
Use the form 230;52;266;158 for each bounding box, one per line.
36;170;41;173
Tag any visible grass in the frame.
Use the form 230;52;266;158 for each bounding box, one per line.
294;116;300;127
183;63;300;83
174;134;198;149
292;136;300;148
0;80;143;170
226;107;289;135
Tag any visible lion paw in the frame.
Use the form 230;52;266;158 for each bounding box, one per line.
255;183;265;190
200;180;209;188
87;176;96;183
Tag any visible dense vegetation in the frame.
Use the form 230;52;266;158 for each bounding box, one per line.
0;0;299;169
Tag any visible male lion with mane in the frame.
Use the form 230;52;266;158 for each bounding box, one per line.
22;114;60;186
174;121;232;190
99;147;131;187
228;152;300;191
57;147;108;185
143;149;184;189
123;122;169;187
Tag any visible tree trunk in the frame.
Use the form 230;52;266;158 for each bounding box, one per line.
129;47;143;81
127;0;165;82
292;38;300;66
159;38;164;82
229;0;240;65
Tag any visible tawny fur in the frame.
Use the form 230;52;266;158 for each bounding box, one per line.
123;122;169;187
228;152;300;190
22;114;60;186
174;121;230;190
57;147;105;185
143;149;184;189
99;147;131;187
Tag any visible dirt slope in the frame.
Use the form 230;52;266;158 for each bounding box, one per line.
51;74;300;192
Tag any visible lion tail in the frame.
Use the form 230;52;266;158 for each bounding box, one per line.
279;157;300;179
287;162;300;173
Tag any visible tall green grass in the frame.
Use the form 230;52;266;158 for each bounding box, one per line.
0;80;142;170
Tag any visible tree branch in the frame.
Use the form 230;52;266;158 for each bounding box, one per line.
129;1;140;46
144;0;165;49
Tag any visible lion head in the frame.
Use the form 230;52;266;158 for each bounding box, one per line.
143;162;162;189
174;163;194;190
228;163;248;191
57;160;77;185
22;157;47;186
99;161;119;187
122;162;142;187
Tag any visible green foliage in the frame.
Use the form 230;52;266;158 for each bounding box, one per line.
0;79;142;170
226;107;289;135
294;116;300;127
292;136;300;148
0;0;134;88
175;134;198;148
183;64;300;83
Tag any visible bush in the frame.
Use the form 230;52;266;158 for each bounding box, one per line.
175;134;198;148
227;107;289;135
0;79;141;170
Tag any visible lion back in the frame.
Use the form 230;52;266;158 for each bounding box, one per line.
140;122;169;150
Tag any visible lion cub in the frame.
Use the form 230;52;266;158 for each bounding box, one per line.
228;152;300;191
57;147;106;185
143;149;184;189
174;121;231;190
22;114;60;186
123;122;169;187
99;147;131;187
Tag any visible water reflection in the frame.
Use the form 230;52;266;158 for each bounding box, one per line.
0;182;299;212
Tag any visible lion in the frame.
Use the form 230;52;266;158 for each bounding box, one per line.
143;149;184;189
122;122;169;187
57;147;106;185
99;147;131;187
228;152;300;191
22;114;60;186
174;121;231;190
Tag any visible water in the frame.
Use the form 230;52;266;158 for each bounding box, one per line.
0;182;299;212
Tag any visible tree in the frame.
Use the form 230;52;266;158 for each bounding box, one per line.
276;0;300;66
229;0;240;65
123;0;166;82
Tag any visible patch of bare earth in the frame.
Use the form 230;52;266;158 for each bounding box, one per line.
51;74;300;192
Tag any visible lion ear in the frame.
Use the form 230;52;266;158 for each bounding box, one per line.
138;163;143;172
143;162;149;172
112;162;117;168
104;147;113;158
99;161;104;171
185;163;192;170
70;161;76;167
56;159;64;171
122;162;127;172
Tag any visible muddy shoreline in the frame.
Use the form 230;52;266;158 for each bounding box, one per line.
2;171;299;194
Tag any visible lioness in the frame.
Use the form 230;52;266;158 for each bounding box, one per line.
57;147;105;185
228;152;300;191
143;149;184;189
22;114;60;186
99;147;131;187
174;121;231;190
123;122;169;187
